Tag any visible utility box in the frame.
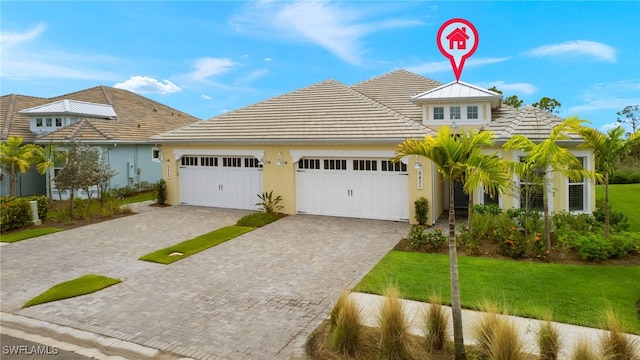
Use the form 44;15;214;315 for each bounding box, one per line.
127;162;135;179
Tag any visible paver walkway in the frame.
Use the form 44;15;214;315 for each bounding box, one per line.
0;205;407;359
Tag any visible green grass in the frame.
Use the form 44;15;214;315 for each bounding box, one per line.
596;183;640;232
1;227;64;243
23;274;121;308
355;251;640;333
236;212;279;227
139;225;253;264
121;191;155;205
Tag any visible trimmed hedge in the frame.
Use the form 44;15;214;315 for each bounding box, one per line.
1;198;32;232
610;170;640;184
0;195;48;232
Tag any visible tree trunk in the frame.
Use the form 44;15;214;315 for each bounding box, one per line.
604;172;610;239
449;182;466;360
467;190;474;233
543;171;551;251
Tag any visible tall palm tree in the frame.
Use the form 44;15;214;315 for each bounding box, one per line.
0;136;38;196
393;126;511;360
32;143;66;205
577;126;640;237
504;116;601;250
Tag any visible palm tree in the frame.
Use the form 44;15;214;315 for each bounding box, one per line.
504;116;601;250
393;126;511;360
0;136;38;196
32;143;66;205
577;126;640;237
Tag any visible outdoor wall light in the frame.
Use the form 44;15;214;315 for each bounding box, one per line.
275;152;287;166
413;155;422;170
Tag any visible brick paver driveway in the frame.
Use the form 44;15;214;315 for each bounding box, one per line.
0;205;407;359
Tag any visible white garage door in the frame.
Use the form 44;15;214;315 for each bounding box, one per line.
179;155;263;210
296;158;409;221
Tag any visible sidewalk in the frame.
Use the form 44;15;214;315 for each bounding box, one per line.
350;292;640;357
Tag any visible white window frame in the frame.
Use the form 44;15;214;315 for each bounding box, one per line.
566;151;592;213
449;106;461;120
467;105;479;119
152;147;162;163
433;106;444;120
512;151;553;213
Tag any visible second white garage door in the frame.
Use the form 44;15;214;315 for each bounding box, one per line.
179;155;263;210
296;158;409;221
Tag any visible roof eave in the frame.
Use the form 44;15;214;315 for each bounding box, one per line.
149;137;423;145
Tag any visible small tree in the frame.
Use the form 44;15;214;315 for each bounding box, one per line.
0;136;37;196
617;105;639;134
156;179;167;205
414;197;429;225
532;97;561;114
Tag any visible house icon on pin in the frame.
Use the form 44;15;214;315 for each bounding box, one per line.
446;27;469;50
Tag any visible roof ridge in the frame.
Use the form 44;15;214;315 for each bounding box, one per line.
105;87;200;120
99;86;114;105
2;94;17;139
351;69;442;88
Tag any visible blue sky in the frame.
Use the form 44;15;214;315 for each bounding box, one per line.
1;1;639;131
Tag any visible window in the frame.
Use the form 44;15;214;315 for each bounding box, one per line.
222;157;242;167
152;148;162;162
467;106;479;119
45;118;53;127
353;160;377;171
298;158;321;169
433;107;444;120
381;160;407;172
519;157;544;211
449;106;461;120
483;191;499;206
36;118;43;127
181;156;198;166
55;117;63;127
244;158;262;168
569;157;586;211
324;159;347;170
201;157;217;167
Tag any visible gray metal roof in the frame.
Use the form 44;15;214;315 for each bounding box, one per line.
18;99;117;118
412;81;502;108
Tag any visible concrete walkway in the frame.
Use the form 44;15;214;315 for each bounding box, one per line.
1;204;407;359
352;292;640;358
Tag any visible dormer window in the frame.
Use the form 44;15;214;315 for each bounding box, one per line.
467;106;478;119
450;106;461;120
36;118;43;127
55;117;63;127
434;107;444;120
45;118;52;127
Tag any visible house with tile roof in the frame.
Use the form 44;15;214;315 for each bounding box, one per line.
1;86;200;198
152;70;595;224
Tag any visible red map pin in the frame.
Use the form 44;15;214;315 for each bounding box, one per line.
437;18;479;82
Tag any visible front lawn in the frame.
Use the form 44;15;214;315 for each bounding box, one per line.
139;225;254;264
597;183;640;232
120;191;155;205
1;227;63;243
355;251;640;333
23;274;121;308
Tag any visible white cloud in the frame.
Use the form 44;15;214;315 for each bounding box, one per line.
201;94;211;100
477;81;537;95
0;23;120;81
114;76;181;94
598;122;624;133
525;40;617;63
567;80;640;113
188;57;235;81
407;57;510;74
230;1;422;66
264;57;272;62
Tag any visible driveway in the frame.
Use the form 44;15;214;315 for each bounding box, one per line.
0;205;407;359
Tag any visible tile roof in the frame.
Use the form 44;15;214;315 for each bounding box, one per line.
18;99;117;118
152;79;433;143
351;69;443;120
485;105;581;142
1;86;200;143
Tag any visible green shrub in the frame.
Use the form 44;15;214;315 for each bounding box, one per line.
554;229;580;254
425;228;447;252
609;232;640;258
552;211;600;235
593;207;631;233
414;197;429;225
507;208;543;237
256;191;283;214
574;233;613;262
610;169;640;184
155;179;167;205
458;225;480;255
0;198;32;231
500;227;527;259
408;225;427;249
236;212;279;227
473;204;503;215
23;195;48;220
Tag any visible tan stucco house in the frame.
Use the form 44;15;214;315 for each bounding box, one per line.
151;70;595;224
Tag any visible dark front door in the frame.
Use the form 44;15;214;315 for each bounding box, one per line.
453;181;469;208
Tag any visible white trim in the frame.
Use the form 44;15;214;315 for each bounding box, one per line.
566;150;592;213
290;149;397;163
173;148;264;160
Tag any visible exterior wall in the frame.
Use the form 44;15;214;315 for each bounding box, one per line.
0;167;46;197
105;144;161;189
160;143;439;225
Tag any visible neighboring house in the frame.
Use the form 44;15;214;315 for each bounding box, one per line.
151;70;595;224
0;86;200;199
